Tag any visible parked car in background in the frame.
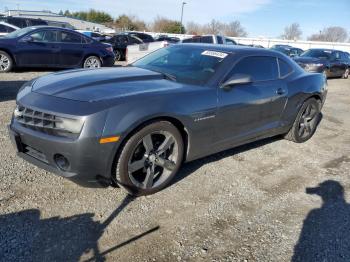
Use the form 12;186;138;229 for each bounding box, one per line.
77;30;107;42
182;35;237;45
0;26;115;72
271;45;303;57
0;22;19;36
0;16;48;28
9;44;327;195
126;40;169;64
294;49;349;78
155;35;180;43
104;32;154;61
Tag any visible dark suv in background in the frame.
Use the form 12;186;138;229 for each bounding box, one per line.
294;49;349;78
104;32;154;61
0;16;48;28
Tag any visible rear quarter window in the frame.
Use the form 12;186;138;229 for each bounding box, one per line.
278;58;293;78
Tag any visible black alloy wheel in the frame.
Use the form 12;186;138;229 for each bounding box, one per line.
115;121;184;196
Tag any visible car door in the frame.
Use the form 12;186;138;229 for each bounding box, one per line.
16;30;59;67
329;51;345;76
216;56;288;144
57;30;85;67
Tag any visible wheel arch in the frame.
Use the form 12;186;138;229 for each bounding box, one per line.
118;115;189;159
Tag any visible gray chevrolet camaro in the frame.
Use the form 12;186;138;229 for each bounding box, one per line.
8;44;327;196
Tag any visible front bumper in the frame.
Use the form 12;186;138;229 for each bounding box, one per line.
8;121;119;188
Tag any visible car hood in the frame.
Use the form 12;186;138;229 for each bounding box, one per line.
32;67;183;102
294;57;326;64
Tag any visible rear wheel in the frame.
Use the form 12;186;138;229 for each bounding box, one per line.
342;68;349;79
83;56;101;69
284;98;321;143
0;51;13;73
114;50;123;61
115;121;184;196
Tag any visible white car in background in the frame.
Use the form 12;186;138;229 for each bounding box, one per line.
0;22;20;36
126;34;238;64
126;40;169;64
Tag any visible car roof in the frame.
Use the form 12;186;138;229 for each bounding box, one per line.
308;48;340;52
23;26;83;33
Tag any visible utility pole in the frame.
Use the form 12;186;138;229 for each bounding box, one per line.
180;2;186;34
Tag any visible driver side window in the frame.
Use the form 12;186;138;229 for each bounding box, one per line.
29;31;45;42
29;30;57;42
229;56;279;82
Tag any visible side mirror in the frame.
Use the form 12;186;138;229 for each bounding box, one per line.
20;35;34;43
221;74;252;90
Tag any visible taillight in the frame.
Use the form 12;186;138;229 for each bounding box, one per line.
106;46;113;53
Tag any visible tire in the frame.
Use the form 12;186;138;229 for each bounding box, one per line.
114;50;123;61
83;56;102;69
0;51;13;73
342;68;349;79
115;121;184;196
284;98;321;143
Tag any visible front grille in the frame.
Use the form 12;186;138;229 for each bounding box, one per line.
14;106;63;136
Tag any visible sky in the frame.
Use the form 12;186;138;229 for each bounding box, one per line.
1;0;349;39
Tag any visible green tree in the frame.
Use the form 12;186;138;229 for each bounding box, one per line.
69;9;113;23
152;17;185;34
114;14;147;31
63;10;71;17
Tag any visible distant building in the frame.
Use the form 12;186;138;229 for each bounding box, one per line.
4;10;115;33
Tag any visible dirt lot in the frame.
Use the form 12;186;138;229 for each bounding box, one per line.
0;69;350;262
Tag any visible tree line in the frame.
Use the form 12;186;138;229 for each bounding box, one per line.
59;10;349;42
280;23;348;43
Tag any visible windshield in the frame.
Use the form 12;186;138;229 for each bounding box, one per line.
3;27;36;38
133;45;228;85
301;49;332;59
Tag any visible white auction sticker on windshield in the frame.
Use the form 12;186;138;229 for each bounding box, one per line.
201;50;228;59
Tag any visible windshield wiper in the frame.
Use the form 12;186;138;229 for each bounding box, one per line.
148;68;177;82
161;72;177;82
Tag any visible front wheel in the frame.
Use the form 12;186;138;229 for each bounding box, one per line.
115;121;184;196
83;56;102;69
114;50;123;61
284;98;321;143
342;68;349;79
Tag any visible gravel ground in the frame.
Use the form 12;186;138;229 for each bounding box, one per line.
0;69;350;262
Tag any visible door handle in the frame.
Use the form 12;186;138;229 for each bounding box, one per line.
276;88;285;95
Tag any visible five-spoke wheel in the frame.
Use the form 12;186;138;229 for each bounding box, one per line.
83;56;102;69
115;121;184;196
285;98;321;143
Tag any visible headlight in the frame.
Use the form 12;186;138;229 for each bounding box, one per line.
55;116;84;134
308;63;323;67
